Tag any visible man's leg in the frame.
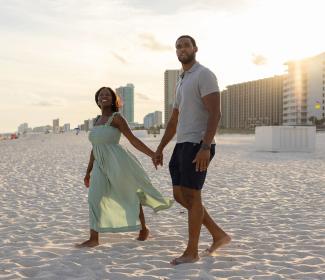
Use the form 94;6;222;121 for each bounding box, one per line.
173;186;230;257
202;211;231;255
137;204;149;241
171;186;203;264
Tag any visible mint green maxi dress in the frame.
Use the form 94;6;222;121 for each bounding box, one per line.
88;112;172;233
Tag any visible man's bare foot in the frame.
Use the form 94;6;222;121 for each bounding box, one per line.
137;227;149;241
201;234;231;256
170;255;200;265
75;239;99;248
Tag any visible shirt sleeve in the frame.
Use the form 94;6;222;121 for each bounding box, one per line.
173;83;180;109
198;68;220;97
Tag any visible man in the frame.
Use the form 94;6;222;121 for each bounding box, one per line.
154;35;231;265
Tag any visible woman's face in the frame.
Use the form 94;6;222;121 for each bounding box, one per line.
98;88;113;108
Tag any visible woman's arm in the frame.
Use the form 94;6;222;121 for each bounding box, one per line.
113;114;154;158
84;149;95;187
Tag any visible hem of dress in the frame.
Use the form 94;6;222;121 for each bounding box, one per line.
90;224;141;233
153;200;174;213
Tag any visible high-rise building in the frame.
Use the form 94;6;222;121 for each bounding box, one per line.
221;75;285;129
164;69;181;125
116;83;134;123
283;52;325;125
89;117;98;131
143;111;163;129
33;125;52;133
144;113;154;129
63;123;70;132
53;119;60;133
84;120;90;132
153;111;162;127
18;123;28;134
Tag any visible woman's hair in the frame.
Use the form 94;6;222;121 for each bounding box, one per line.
95;87;122;112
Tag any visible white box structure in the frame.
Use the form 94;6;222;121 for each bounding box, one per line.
255;126;316;152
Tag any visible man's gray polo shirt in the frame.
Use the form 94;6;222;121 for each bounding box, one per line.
173;62;219;144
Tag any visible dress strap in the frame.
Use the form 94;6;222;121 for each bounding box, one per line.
93;115;101;126
106;112;119;126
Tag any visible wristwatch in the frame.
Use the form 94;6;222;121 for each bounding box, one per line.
200;143;211;150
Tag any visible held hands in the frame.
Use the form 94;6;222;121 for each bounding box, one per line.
152;148;163;169
192;149;211;172
84;173;90;188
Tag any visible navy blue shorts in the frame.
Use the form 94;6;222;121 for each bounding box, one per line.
169;142;216;190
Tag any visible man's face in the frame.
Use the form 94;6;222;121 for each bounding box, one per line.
175;37;197;64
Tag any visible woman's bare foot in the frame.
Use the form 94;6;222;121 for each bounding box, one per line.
170;254;200;265
201;234;231;256
137;227;149;241
75;239;99;248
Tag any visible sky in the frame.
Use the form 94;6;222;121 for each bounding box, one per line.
1;0;325;133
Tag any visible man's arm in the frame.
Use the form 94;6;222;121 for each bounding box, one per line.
155;108;179;165
201;92;221;146
192;92;220;172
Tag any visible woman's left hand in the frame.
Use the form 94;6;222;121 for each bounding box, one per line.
84;174;90;188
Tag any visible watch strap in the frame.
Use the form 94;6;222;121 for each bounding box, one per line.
200;143;211;150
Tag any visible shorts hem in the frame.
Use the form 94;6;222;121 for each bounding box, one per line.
173;184;203;190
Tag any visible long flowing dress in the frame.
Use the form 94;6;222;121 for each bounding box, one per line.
88;112;173;233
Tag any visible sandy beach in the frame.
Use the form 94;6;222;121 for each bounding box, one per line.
0;132;324;280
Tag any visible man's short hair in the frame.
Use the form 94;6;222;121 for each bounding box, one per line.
176;35;197;48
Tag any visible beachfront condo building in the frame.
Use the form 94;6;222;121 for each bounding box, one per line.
63;123;70;132
53;119;60;133
220;75;285;129
164;69;181;126
116;83;134;123
18;123;29;134
144;111;163;129
283;52;325;125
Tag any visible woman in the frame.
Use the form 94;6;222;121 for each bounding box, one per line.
78;87;172;247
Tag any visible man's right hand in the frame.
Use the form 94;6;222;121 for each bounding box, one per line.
84;173;90;188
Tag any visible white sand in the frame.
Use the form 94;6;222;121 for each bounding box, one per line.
0;132;324;280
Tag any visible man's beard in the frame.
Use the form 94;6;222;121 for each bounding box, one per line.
178;52;195;64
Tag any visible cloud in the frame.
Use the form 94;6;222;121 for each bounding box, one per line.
0;1;125;35
31;101;58;107
111;52;127;64
119;0;253;14
136;92;150;101
252;53;267;65
30;97;66;107
138;33;172;52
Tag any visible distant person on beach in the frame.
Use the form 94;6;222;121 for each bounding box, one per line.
153;35;231;265
77;87;172;247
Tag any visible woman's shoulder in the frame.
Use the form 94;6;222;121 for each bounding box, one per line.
112;111;124;120
111;112;129;127
108;111;124;126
